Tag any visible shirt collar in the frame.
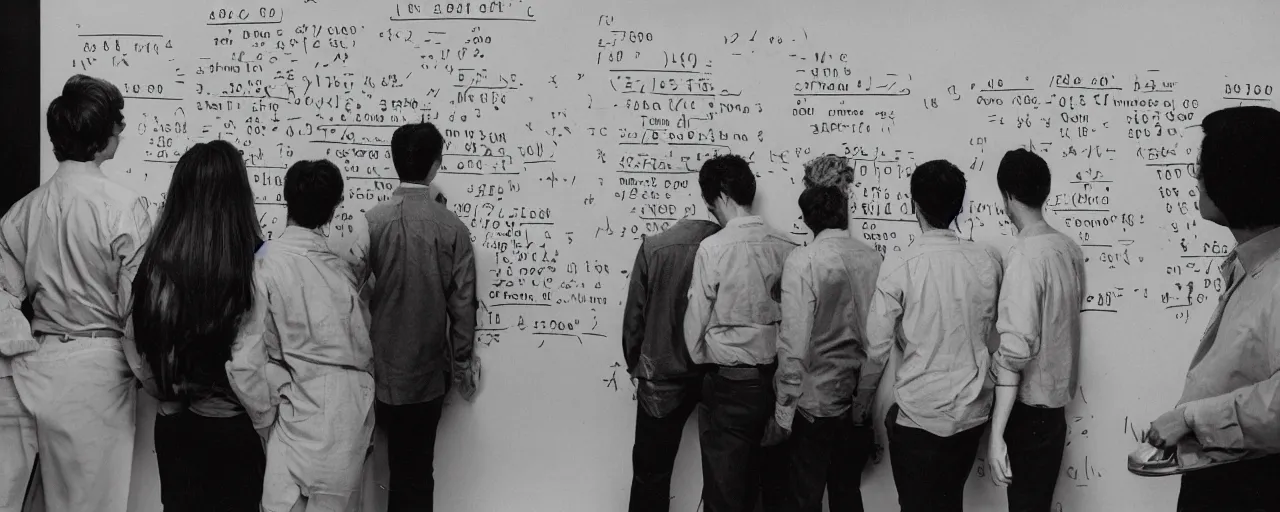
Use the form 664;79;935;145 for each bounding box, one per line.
1232;226;1280;277
276;225;326;249
813;228;848;243
920;228;959;241
1017;219;1055;238
724;215;764;229
54;160;106;178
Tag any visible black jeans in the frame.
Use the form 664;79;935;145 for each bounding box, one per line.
698;365;775;512
377;397;445;512
1178;454;1280;511
1005;402;1066;512
629;377;702;512
154;411;265;512
781;413;874;512
886;404;985;512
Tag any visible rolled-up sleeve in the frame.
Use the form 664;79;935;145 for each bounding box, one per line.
446;226;478;386
1182;291;1280;452
622;245;648;374
861;264;904;400
774;251;814;430
683;245;716;360
226;273;286;431
993;251;1042;373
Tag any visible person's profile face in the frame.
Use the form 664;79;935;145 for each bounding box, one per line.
98;121;125;162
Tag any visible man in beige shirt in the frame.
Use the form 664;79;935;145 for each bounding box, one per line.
1141;106;1280;511
985;149;1085;511
864;160;1002;512
0;75;151;512
684;154;796;512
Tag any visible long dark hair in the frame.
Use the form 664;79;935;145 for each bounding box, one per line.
131;140;262;403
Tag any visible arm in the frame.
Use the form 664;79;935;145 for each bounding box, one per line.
683;245;715;359
226;274;286;434
1178;292;1280;452
347;216;373;293
859;265;904;420
447;227;479;401
774;252;814;430
989;253;1042;442
848;255;884;423
621;244;648;375
113;199;153;327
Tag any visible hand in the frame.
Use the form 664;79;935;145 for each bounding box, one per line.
761;416;791;447
988;436;1012;486
1146;408;1191;448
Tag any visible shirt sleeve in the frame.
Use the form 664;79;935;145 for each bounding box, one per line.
621;244;648;375
446;226;479;388
226;271;287;431
774;250;815;430
347;215;372;292
1181;290;1280;452
113;198;153;324
993;249;1043;373
848;254;884;423
861;262;905;412
0;206;27;303
683;244;716;361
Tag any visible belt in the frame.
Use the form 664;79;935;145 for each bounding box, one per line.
713;362;777;380
33;329;122;342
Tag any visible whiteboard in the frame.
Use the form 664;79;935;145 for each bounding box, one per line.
38;1;1280;510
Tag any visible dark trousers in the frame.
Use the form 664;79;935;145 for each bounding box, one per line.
781;414;874;512
377;397;445;512
698;365;775;512
1005;402;1066;512
628;377;702;512
886;404;984;512
1178;454;1280;511
154;410;265;512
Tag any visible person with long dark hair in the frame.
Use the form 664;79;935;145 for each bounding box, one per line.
124;139;267;510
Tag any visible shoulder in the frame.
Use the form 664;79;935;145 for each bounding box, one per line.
646;220;719;251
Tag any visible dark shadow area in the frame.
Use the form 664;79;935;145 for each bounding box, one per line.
0;0;41;214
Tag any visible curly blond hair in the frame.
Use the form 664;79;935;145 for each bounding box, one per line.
802;154;854;192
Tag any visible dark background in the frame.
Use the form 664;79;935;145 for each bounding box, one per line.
1;0;41;213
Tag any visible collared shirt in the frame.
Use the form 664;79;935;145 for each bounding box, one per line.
865;229;1002;437
359;185;477;405
623;218;721;385
774;229;882;430
992;221;1086;408
1177;226;1280;458
227;226;374;430
0;161;151;343
684;215;797;366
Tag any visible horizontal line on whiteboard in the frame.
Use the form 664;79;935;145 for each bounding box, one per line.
142;159;178;164
620;91;715;97
490;303;551;307
307;140;390;147
1052;86;1121;91
207;21;282;26
1081;244;1113;248
345;176;397;180
255;202;286;206
520;221;554;226
1144;162;1195;166
1051;208;1110;212
851;217;915;223
124;96;183;101
247;165;286;169
615;170;695;175
640;217;678;222
1080;308;1117;313
1165;303;1192;309
1223;97;1270;101
582;332;606;338
79;33;164;37
1180;255;1226;258
317;124;401;128
609;69;708;75
793;92;909;97
980;88;1034;92
390;17;536;22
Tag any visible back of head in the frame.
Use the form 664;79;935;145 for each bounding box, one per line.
698;154;756;207
799;186;849;235
284;159;345;229
911;160;967;229
131;139;261;402
803;154;855;192
1199;106;1280;229
391;122;445;182
47;74;125;162
996;148;1051;208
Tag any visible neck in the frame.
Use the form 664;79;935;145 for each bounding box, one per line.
716;202;752;225
1231;225;1280;245
1009;202;1045;232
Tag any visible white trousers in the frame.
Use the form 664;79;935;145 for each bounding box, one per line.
10;337;135;512
0;374;37;512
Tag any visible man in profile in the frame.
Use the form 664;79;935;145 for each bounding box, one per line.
0;75;151;512
1139;106;1280;511
864;160;1001;512
684;154;796;512
622;183;720;512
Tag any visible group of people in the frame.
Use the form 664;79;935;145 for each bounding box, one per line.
0;73;1277;512
0;75;477;512
624;107;1280;512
